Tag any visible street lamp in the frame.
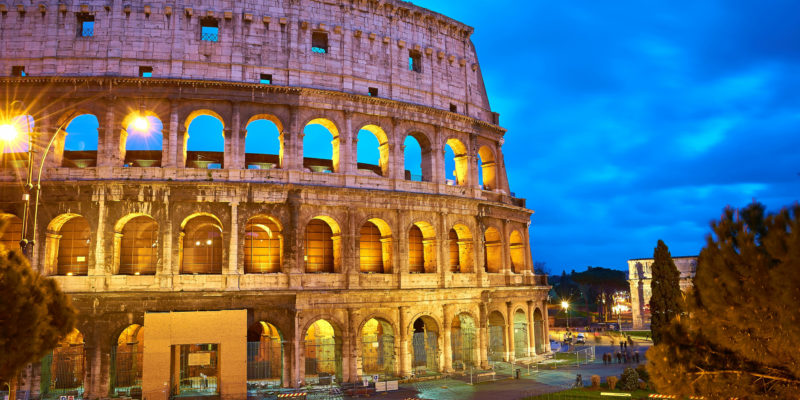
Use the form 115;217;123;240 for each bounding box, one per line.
561;301;570;331
613;305;622;331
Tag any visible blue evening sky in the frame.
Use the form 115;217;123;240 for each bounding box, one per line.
42;0;800;275
411;0;800;273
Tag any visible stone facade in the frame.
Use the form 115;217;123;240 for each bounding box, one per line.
0;1;549;399
628;256;697;329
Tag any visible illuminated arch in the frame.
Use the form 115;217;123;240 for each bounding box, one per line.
484;226;502;273
121;111;164;167
533;308;545;354
487;311;506;362
357;124;390;177
44;214;91;276
244;215;283;273
360;318;396;377
247;321;285;387
408;221;436;273
444;138;469;186
180;214;223;274
184;110;225;169
509;230;526;273
111;324;144;395
303;118;340;173
304;216;341;273
48;329;85;395
0;213;22;251
448;223;473;273
304;319;343;383
477;145;497;190
359;218;392;273
403;131;432;182
450;312;477;370
62;114;99;168
410;315;440;373
115;214;159;275
513;309;530;358
245;115;283;170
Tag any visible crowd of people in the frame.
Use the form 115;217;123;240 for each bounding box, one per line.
602;339;640;365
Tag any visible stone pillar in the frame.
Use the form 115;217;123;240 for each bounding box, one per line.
524;223;533;273
293;314;305;387
478;304;488;369
177;126;187;168
398;306;410;377
502;219;511;274
438;212;449;286
227;202;240;285
469;133;481;189
345;308;359;382
527;301;536;356
506;302;514;362
543;301;551;352
227;102;243;169
390;118;404;181
92;190;107;276
98;101;117;167
222;128;232;168
160;191;173;277
442;305;453;372
430;139;443;184
339;111;354;174
166;101;179;168
496;139;510;193
286;190;303;287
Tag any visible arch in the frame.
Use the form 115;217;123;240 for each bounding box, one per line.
185;111;225;169
111;324;143;396
487;311;505;363
359;218;392;273
410;316;439;374
444;138;469;186
247;321;284;389
450;313;477;370
408;221;436;274
477;145;497;190
509;230;526;273
513;309;530;358
304;216;341;273
245;116;283;170
45;215;91;276
484;226;502;273
244;215;283;273
533;308;545;355
121;111;164;168
180;215;223;274
0;213;22;251
357;124;389;177
360;318;396;377
304;319;343;384
403;132;432;182
117;215;159;275
63;114;99;168
448;224;473;273
303;118;340;173
0;115;32;168
46;328;85;397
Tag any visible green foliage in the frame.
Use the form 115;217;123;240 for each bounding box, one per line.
648;240;683;344
0;243;77;382
647;203;800;399
590;375;601;388
635;364;650;383
619;367;640;391
606;376;618;390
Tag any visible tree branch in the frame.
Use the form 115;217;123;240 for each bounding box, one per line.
692;370;800;384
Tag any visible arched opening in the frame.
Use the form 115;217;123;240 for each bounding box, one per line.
181;215;223;274
244;216;283;273
122;113;164;167
448;224;473;273
42;329;85;398
487;311;505;363
403;133;431;182
247;321;284;390
304;319;342;384
0;115;32;169
111;324;143;397
304;217;341;273
444;138;468;186
408;222;436;274
357;125;389;177
359;219;392;273
533;308;545;355
303;118;339;173
185;113;225;169
117;215;159;275
477;146;497;190
245;116;282;170
0;214;22;251
46;215;91;276
361;318;396;377
63;114;99;168
513;309;529;359
484;227;502;273
411;316;439;375
450;313;477;370
510;231;526;273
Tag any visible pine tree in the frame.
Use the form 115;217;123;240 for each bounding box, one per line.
647;203;800;399
648;240;683;344
0;224;77;397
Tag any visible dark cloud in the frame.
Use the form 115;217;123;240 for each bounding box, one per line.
415;0;800;273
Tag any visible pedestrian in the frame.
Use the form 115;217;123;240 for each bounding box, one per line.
623;341;627;350
605;353;610;365
635;351;640;364
619;341;623;351
602;353;606;365
616;351;621;364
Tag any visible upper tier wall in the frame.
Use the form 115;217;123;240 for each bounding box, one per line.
0;0;496;124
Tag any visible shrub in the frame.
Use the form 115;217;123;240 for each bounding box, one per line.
607;376;618;390
635;364;650;383
638;380;648;390
619;367;640;391
590;375;600;388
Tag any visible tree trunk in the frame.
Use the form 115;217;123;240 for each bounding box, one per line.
9;373;17;400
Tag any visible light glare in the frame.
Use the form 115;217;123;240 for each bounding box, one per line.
0;124;19;143
133;116;149;132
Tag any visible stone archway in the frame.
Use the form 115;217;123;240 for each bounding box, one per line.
360;318;396;378
247;321;284;390
513;309;530;359
450;313;477;370
487;311;506;363
534;308;545;354
304;319;343;384
410;316;439;375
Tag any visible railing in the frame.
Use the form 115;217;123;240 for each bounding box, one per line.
311;46;327;54
81;27;94;37
201;32;219;42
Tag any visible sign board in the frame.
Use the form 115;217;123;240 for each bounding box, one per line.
188;352;212;366
372;374;379;382
59;396;66;400
375;382;387;392
386;380;399;391
68;396;75;400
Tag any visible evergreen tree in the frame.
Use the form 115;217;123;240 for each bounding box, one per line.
0;223;77;398
647;203;800;399
648;240;683;344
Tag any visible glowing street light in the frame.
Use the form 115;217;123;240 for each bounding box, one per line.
132;116;149;132
561;301;570;331
0;123;19;143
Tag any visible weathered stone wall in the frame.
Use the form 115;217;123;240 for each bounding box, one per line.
0;0;495;123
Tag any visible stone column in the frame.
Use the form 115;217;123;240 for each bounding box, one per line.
160;191;173;278
543;300;552;352
166;102;179;168
286;190;303;288
338;111;354;174
345;308;359;382
438;212;449;286
506;302;515;362
502;219;511;274
96;100;115;167
469;133;481;189
177;126;187;168
527;301;536;356
398;306;410;377
390;118;404;181
227;202;241;286
478;304;488;369
92;190;107;277
442;305;453;372
496;139;510;193
222;128;232;169
227;102;244;169
430;141;443;184
293;314;305;387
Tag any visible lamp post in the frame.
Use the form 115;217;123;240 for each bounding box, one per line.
561;300;570;331
613;305;622;331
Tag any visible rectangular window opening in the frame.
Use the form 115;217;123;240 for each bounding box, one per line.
139;66;153;78
368;87;378;97
450;103;458;113
409;50;422;73
77;14;95;37
260;73;272;84
11;66;26;77
311;32;328;54
200;17;219;42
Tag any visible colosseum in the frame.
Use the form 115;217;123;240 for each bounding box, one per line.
0;0;550;398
